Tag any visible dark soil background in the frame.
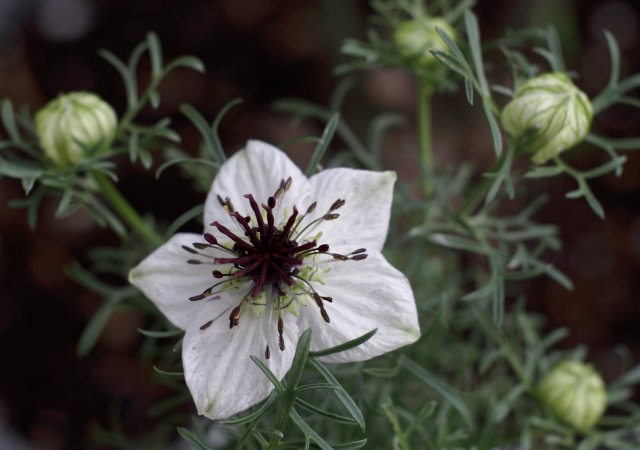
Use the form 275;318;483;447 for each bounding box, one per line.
0;0;639;448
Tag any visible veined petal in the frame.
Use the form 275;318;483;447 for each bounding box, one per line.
183;305;300;419
128;233;235;330
204;140;311;231
309;169;396;253
299;252;420;363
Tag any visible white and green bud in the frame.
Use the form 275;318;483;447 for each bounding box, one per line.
501;72;593;164
537;361;607;433
35;91;117;167
393;17;455;72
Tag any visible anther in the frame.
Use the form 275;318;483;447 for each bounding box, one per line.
204;233;218;245
268;196;276;209
323;213;340;220
329;199;345;211
306;202;317;214
265;345;271;360
229;306;241;328
313;293;331;323
187;259;202;264
350;254;368;261
189;294;207;301
200;320;213;330
212;270;224;278
182;245;198;254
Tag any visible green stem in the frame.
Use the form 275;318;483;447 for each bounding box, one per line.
93;171;164;248
457;148;509;217
418;77;434;197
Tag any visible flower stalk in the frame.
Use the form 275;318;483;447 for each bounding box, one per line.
418;77;434;197
93;171;164;248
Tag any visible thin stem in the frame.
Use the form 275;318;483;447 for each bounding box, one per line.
93;171;164;248
457;148;510;217
418;77;434;197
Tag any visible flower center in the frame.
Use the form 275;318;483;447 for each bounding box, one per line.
182;177;368;358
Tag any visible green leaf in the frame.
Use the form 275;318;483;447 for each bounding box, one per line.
400;357;474;430
220;393;275;426
152;366;184;378
603;30;621;88
310;328;377;358
163;203;205;239
99;49;138;109
176;427;213;450
545;26;566;73
294;398;357;425
137;328;183;338
155;157;219;179
146;32;163;78
310;359;366;431
368;113;406;159
211;98;243;163
464;11;490;96
76;297;120;357
0;157;43;179
287;328;313;390
1;100;22;143
180;104;218;161
610;364;640;391
483;101;503;156
250;356;285;394
128;130;140;163
165;55;206;73
525;165;564;178
426;233;488;255
305;113;339;177
577;179;605;219
332;439;368;450
290;408;334;450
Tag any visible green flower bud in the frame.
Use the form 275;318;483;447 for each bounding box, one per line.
501;72;593;164
537;361;607;433
393;17;455;72
35;92;117;167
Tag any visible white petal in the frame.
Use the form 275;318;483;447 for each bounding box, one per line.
308;169;396;253
204;140;311;232
299;252;420;363
183;305;300;419
128;233;234;330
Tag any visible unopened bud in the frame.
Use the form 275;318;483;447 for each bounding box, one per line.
537;361;607;433
35;92;117;167
501;73;593;164
393;17;455;72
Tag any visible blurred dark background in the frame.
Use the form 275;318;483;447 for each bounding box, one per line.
0;0;639;448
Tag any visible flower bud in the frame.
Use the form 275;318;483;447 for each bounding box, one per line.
35;92;117;166
537;361;607;433
501;72;593;164
393;17;455;72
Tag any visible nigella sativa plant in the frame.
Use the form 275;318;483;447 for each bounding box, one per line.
129;140;420;419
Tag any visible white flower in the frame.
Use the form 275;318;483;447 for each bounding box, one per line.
129;140;420;420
